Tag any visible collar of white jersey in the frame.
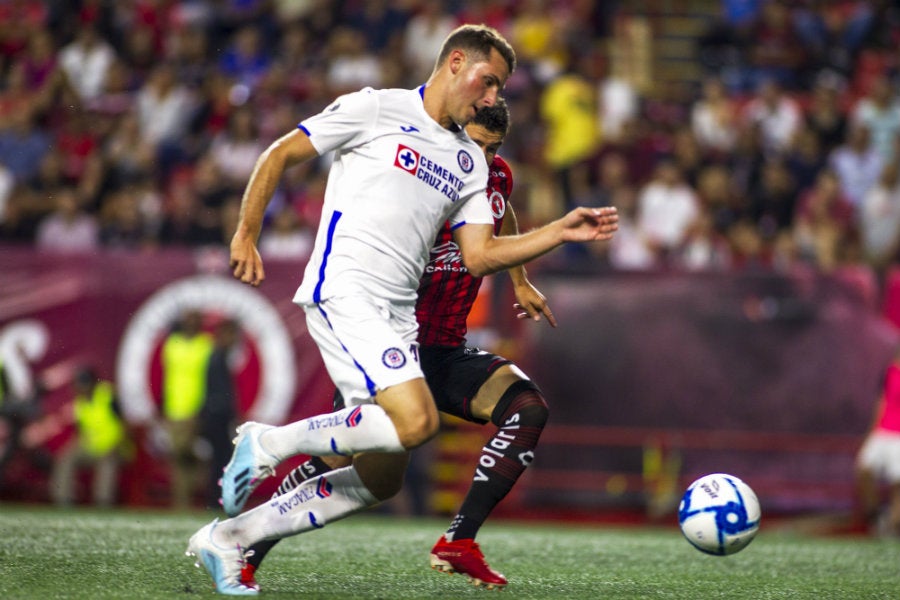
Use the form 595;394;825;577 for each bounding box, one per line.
417;84;463;133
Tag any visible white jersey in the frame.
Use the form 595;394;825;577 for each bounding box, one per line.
293;86;494;306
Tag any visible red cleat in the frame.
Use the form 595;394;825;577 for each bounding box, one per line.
429;535;508;590
240;563;259;592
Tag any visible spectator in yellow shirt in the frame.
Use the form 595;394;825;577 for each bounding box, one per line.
162;309;213;509
540;51;602;259
50;367;127;507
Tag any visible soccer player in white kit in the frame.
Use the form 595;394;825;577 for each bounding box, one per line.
186;24;618;595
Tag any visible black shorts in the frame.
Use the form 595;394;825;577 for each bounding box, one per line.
333;345;511;425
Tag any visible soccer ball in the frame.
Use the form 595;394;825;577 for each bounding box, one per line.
678;473;761;556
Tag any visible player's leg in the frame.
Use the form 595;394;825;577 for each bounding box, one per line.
220;297;438;516
167;417;199;509
239;390;423;589
888;482;900;535
302;297;439;450
444;365;548;542
855;433;884;531
883;435;900;535
241;377;437;589
92;452;120;508
191;445;408;593
240;454;349;587
50;440;82;506
424;347;548;588
243;389;350;584
240;383;435;462
193;297;436;593
226;378;430;509
223;451;406;541
189;449;410;594
855;465;880;530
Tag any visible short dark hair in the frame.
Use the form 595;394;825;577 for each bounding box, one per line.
472;96;510;136
435;24;516;75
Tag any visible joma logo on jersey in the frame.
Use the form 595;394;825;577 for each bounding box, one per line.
394;145;419;173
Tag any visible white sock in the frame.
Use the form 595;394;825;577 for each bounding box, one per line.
218;466;378;545
259;404;404;460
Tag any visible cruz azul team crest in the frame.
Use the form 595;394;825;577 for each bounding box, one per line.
382;347;407;369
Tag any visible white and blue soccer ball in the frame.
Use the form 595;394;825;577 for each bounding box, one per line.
678;473;761;556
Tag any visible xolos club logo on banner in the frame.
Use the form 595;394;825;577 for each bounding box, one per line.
116;275;296;424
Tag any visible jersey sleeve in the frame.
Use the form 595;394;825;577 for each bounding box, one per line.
448;185;494;229
448;154;509;229
298;88;378;155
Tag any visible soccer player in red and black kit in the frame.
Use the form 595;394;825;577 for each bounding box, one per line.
240;98;554;591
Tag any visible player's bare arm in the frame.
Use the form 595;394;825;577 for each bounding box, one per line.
454;206;618;278
499;202;557;327
230;129;319;287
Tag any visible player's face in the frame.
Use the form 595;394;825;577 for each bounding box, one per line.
465;124;504;164
450;48;509;126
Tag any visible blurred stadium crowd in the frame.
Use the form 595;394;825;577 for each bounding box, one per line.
3;0;900;283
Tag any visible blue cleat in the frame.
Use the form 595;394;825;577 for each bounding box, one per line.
186;519;258;596
221;422;277;517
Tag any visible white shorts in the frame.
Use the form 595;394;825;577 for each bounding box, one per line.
302;295;423;407
857;430;900;483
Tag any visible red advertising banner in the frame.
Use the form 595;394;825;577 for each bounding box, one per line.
2;246;896;516
0;245;334;506
0;246;332;424
515;267;900;514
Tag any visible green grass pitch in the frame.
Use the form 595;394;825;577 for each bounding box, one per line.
1;504;899;599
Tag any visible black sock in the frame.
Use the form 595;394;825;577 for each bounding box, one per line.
246;456;334;569
446;381;548;541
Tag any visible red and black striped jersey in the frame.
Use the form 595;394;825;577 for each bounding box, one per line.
415;155;514;346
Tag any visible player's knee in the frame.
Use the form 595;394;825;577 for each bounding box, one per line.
394;408;440;449
528;392;550;428
378;380;439;449
490;379;549;429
